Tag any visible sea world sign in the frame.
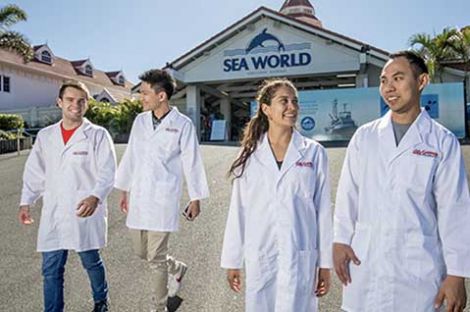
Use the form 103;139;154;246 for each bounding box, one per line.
223;28;312;73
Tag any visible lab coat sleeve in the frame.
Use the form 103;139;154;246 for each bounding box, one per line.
91;129;117;202
434;135;470;278
115;119;137;191
314;146;333;268
180;121;209;200
334;131;361;245
20;133;46;206
221;175;245;269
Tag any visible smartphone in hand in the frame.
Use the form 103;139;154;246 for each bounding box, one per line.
182;202;193;221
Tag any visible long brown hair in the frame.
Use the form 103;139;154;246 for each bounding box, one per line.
228;78;297;178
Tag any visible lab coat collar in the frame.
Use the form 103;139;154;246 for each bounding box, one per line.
378;108;430;164
278;129;307;182
146;106;179;135
255;129;307;182
62;118;93;154
48;118;92;154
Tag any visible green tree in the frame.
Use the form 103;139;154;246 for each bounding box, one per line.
448;27;470;87
0;4;33;62
409;28;457;82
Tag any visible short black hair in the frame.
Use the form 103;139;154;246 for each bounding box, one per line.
58;80;90;99
389;50;429;77
138;69;176;100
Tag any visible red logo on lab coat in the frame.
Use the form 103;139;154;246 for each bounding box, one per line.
296;161;313;168
412;149;438;158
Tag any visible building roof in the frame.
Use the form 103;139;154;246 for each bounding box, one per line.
105;71;121;78
167;6;389;71
443;60;470;72
0;49;133;95
33;44;46;52
70;59;88;67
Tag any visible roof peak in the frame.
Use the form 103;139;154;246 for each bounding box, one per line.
281;0;314;11
279;0;322;28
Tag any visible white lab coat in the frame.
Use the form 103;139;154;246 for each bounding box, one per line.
334;109;470;312
221;130;332;312
20;119;116;252
115;107;209;232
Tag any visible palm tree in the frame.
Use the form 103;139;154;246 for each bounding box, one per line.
448;27;470;82
409;28;457;82
0;4;33;62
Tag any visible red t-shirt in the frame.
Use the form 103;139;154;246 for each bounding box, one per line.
60;122;80;145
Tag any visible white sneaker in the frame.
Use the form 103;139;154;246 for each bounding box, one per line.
168;262;188;297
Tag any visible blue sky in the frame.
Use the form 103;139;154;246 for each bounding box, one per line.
3;0;469;83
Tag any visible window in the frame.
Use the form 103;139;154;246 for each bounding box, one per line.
41;50;52;63
0;76;2;91
2;76;10;93
118;76;125;84
85;64;93;76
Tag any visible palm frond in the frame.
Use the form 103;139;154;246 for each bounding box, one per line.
0;31;33;62
0;4;27;28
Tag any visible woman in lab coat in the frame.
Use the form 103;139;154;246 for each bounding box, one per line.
221;78;332;312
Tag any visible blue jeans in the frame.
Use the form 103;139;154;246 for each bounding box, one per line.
42;249;108;312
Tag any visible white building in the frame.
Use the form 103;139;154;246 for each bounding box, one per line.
0;43;133;127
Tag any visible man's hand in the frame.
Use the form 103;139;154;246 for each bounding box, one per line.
315;268;331;297
119;191;129;214
434;275;467;312
76;196;99;217
333;242;361;286
18;205;34;225
187;200;200;221
227;269;242;293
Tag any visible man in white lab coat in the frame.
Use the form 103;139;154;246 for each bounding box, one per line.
333;51;470;312
115;69;209;312
18;81;116;312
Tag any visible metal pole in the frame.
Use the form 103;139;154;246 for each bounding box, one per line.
464;79;469;141
17;128;20;156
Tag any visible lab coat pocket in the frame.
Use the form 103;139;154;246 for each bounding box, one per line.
152;182;173;197
245;252;277;293
405;233;443;281
400;156;436;191
69;144;91;163
158;133;179;156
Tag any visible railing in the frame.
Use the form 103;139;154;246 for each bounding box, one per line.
0;129;33;155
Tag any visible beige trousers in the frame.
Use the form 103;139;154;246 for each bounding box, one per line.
130;229;183;312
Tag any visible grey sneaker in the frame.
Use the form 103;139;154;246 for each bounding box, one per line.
168;263;188;297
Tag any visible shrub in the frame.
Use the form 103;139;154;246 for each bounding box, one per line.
0;114;24;130
0;129;16;140
85;99;142;137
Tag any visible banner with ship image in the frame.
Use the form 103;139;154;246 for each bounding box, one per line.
251;82;465;140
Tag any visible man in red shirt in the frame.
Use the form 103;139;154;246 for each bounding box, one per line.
19;80;116;312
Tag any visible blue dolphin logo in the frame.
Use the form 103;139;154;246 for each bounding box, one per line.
245;28;285;54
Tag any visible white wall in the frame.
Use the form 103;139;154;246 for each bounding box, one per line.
0;65;61;110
